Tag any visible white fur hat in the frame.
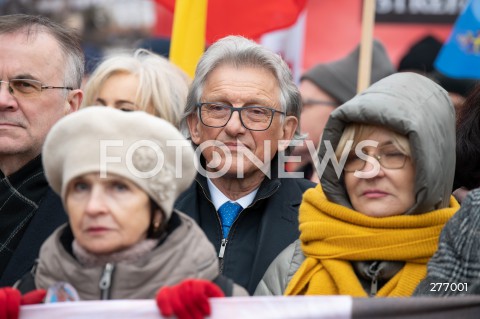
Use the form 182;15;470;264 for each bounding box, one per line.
42;107;196;220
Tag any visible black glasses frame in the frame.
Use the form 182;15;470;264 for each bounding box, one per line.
196;102;286;131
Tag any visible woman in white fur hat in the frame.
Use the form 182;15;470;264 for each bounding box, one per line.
7;107;246;319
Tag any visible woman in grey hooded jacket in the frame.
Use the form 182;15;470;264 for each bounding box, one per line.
255;72;459;297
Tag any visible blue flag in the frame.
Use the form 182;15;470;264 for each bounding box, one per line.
435;0;480;79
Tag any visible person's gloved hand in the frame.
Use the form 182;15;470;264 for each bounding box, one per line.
156;279;225;319
0;288;46;319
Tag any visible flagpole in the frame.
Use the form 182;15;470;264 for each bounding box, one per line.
169;0;208;78
357;0;376;93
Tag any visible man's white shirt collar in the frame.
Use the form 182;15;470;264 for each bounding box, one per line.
207;177;258;210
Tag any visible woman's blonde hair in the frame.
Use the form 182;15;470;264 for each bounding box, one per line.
335;123;411;160
82;49;191;128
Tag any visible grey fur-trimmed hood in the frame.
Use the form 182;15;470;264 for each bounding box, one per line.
317;72;456;214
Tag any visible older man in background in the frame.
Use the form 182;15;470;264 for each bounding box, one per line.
0;14;83;286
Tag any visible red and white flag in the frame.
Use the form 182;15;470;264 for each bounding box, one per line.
155;0;307;77
260;10;307;83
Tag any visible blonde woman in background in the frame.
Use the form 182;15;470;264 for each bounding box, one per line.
82;49;190;127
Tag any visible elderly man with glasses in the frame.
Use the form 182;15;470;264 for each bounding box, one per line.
175;35;315;295
0;14;83;286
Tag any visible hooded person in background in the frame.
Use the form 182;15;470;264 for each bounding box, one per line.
255;72;459;297
0;107;246;319
397;34;477;115
291;40;395;182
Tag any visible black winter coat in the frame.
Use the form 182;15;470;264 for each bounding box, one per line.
0;189;66;287
174;158;314;294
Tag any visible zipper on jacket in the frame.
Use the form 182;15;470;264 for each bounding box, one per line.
218;185;281;273
99;263;115;300
218;238;228;273
201;181;280;274
366;261;381;296
219;238;228;258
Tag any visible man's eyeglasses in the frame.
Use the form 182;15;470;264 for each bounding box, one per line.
344;145;409;172
197;102;286;131
0;79;73;97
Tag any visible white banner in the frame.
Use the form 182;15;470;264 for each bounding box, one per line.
20;296;352;319
260;10;307;84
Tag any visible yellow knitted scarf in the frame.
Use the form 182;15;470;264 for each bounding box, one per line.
285;184;459;297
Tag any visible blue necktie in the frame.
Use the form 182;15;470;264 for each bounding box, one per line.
218;202;242;238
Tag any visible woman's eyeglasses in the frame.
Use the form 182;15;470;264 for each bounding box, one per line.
344;145;409;172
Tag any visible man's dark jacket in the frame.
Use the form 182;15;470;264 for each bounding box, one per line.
174;157;315;294
0;189;66;286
